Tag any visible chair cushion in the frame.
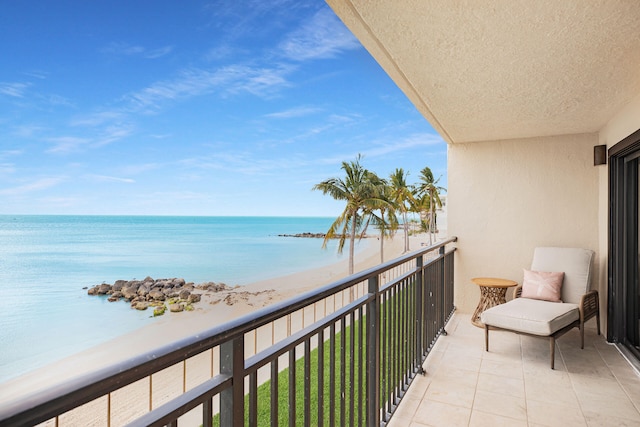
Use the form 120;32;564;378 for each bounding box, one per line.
521;269;564;302
481;298;579;336
530;247;594;304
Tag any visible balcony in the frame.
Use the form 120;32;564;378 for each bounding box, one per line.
2;236;639;426
389;314;640;427
0;238;456;427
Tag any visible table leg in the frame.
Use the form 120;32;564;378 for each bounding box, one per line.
471;286;509;328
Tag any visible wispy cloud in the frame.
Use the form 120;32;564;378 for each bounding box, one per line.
70;111;125;127
274;112;361;145
264;106;322;119
0;177;65;196
105;42;143;56
87;174;135;184
204;44;236;62
1;78;72;108
0;163;16;174
234;66;292;97
364;133;445;158
12;125;44;138
180;151;287;175
94;124;134;147
44;125;134;152
203;0;306;40
145;45;174;59
53;116;134;149
0;82;30;98
119;163;162;175
279;8;361;61
102;42;174;59
0;150;23;159
318;133;445;165
23;70;48;80
46;136;92;153
148;133;173;140
124;64;293;113
124;68;226;112
44;94;73;107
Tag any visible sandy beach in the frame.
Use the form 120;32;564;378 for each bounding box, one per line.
1;223;446;426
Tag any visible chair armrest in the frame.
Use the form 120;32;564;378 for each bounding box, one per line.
513;285;523;299
579;290;599;322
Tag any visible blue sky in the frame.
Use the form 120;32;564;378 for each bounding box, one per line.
0;1;446;216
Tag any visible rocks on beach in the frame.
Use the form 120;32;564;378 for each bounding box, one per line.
87;276;230;316
277;232;326;238
277;232;371;238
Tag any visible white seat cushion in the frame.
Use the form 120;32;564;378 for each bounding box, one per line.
481;298;579;336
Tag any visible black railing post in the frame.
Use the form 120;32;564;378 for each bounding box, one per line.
427;262;436;347
415;255;425;373
366;275;380;427
445;249;455;319
439;246;447;334
220;337;244;427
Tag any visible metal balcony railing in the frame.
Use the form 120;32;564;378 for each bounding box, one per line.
0;236;457;427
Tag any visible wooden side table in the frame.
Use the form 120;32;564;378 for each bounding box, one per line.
471;277;518;328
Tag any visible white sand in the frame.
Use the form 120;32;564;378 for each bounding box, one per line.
1;221;448;426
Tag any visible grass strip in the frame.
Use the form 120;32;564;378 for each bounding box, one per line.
211;284;416;426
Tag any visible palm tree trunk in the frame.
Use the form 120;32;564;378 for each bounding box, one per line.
349;213;357;301
402;211;409;253
379;226;384;264
429;189;435;245
348;218;356;274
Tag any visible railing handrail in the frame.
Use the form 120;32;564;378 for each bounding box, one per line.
0;236;457;426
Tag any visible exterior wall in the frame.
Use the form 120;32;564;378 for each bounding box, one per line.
448;133;600;313
600;92;640;147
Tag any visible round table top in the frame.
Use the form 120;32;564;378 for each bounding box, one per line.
471;277;518;288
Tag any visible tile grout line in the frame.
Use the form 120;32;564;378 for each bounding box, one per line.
519;334;532;427
559;341;590;426
467;340;479;427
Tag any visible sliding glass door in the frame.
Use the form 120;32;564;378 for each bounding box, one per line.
609;129;640;357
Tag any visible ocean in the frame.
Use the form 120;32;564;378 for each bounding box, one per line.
0;215;361;383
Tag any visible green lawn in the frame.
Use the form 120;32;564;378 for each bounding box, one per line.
212;314;366;426
211;283;419;426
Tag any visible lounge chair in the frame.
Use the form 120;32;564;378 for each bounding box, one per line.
480;247;600;369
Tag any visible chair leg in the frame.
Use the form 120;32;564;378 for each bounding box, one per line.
484;324;489;351
580;321;585;350
597;312;601;336
550;337;555;370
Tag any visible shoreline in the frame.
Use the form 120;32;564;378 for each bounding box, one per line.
0;228;444;422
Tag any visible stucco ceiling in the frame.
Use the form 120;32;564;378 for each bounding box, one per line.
327;0;640;144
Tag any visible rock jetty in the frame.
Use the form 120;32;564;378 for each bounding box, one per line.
277;232;371;238
277;232;326;238
87;276;231;316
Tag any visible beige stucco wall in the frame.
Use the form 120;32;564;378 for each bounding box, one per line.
448;133;600;314
600;92;640;148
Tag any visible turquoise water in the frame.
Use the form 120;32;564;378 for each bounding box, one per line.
0;215;359;383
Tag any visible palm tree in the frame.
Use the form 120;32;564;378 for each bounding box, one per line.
388;168;416;253
416;166;446;245
363;176;398;264
312;155;383;277
411;191;431;233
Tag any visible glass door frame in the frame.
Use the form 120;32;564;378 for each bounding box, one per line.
609;128;640;358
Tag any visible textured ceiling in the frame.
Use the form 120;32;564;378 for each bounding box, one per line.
327;0;640;144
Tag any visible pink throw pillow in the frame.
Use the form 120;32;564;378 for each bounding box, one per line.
521;269;564;302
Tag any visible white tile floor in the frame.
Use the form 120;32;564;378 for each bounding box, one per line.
388;313;640;427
